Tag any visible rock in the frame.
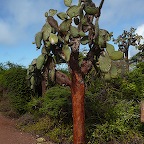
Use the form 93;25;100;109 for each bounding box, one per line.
36;137;46;143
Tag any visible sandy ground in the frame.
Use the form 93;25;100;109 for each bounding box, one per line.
0;114;36;144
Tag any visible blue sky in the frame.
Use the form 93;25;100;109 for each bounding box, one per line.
0;0;144;67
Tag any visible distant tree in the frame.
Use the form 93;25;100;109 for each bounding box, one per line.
130;51;144;64
113;27;144;71
27;0;124;143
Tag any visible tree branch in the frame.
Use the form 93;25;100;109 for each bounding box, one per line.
99;0;105;11
55;70;71;86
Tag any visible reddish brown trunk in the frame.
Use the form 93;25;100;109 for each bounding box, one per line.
71;71;85;144
41;76;47;96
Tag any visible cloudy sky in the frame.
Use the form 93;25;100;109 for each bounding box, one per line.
0;0;144;67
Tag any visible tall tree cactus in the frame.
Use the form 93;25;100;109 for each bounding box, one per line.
113;27;144;71
27;0;124;143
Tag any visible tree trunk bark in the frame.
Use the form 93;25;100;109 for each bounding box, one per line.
125;50;129;72
71;71;85;144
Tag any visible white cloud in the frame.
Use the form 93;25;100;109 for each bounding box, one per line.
0;0;63;45
0;20;16;44
136;24;144;38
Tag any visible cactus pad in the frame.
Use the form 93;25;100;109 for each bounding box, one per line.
30;76;35;85
84;6;99;15
42;23;52;41
106;43;115;55
49;9;57;17
80;36;89;45
67;5;80;18
59;19;72;32
62;45;71;61
104;73;111;81
57;12;68;20
35;32;42;49
79;30;86;37
70;26;79;37
99;53;112;72
36;54;45;70
47;16;59;31
49;33;58;44
64;0;72;7
110;65;118;78
109;51;123;60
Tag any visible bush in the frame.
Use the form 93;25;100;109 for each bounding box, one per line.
0;63;32;114
23;116;73;143
27;86;72;121
84;63;144;143
40;86;72;119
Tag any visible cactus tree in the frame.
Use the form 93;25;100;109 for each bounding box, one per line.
27;0;123;143
113;27;144;71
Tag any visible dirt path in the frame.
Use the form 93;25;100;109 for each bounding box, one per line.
0;114;36;144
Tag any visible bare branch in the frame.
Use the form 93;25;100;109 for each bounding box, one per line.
99;0;105;11
55;70;71;86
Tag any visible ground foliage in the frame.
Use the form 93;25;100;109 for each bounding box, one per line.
0;62;144;143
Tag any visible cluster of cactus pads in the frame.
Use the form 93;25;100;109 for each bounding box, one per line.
27;0;123;90
98;43;123;80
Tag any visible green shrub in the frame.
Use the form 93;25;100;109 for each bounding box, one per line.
0;63;32;114
87;99;142;143
24;116;73;143
27;86;72;121
40;86;72;119
85;65;144;143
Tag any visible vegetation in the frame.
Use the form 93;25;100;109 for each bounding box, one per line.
0;61;144;143
0;62;32;115
113;27;144;72
0;0;144;143
27;0;124;143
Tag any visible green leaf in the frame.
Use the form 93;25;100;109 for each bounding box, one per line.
42;23;52;41
62;45;71;61
98;36;106;48
36;54;45;70
104;73;111;81
65;33;70;42
64;0;72;7
59;19;72;32
57;12;68;20
79;30;85;37
80;36;89;45
30;76;35;85
99;53;112;72
41;46;50;55
35;32;42;49
106;43;115;55
45;12;48;17
49;9;57;16
109;51;123;60
70;26;79;37
84;6;99;15
110;65;118;78
66;5;80;18
29;65;35;73
49;33;58;44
